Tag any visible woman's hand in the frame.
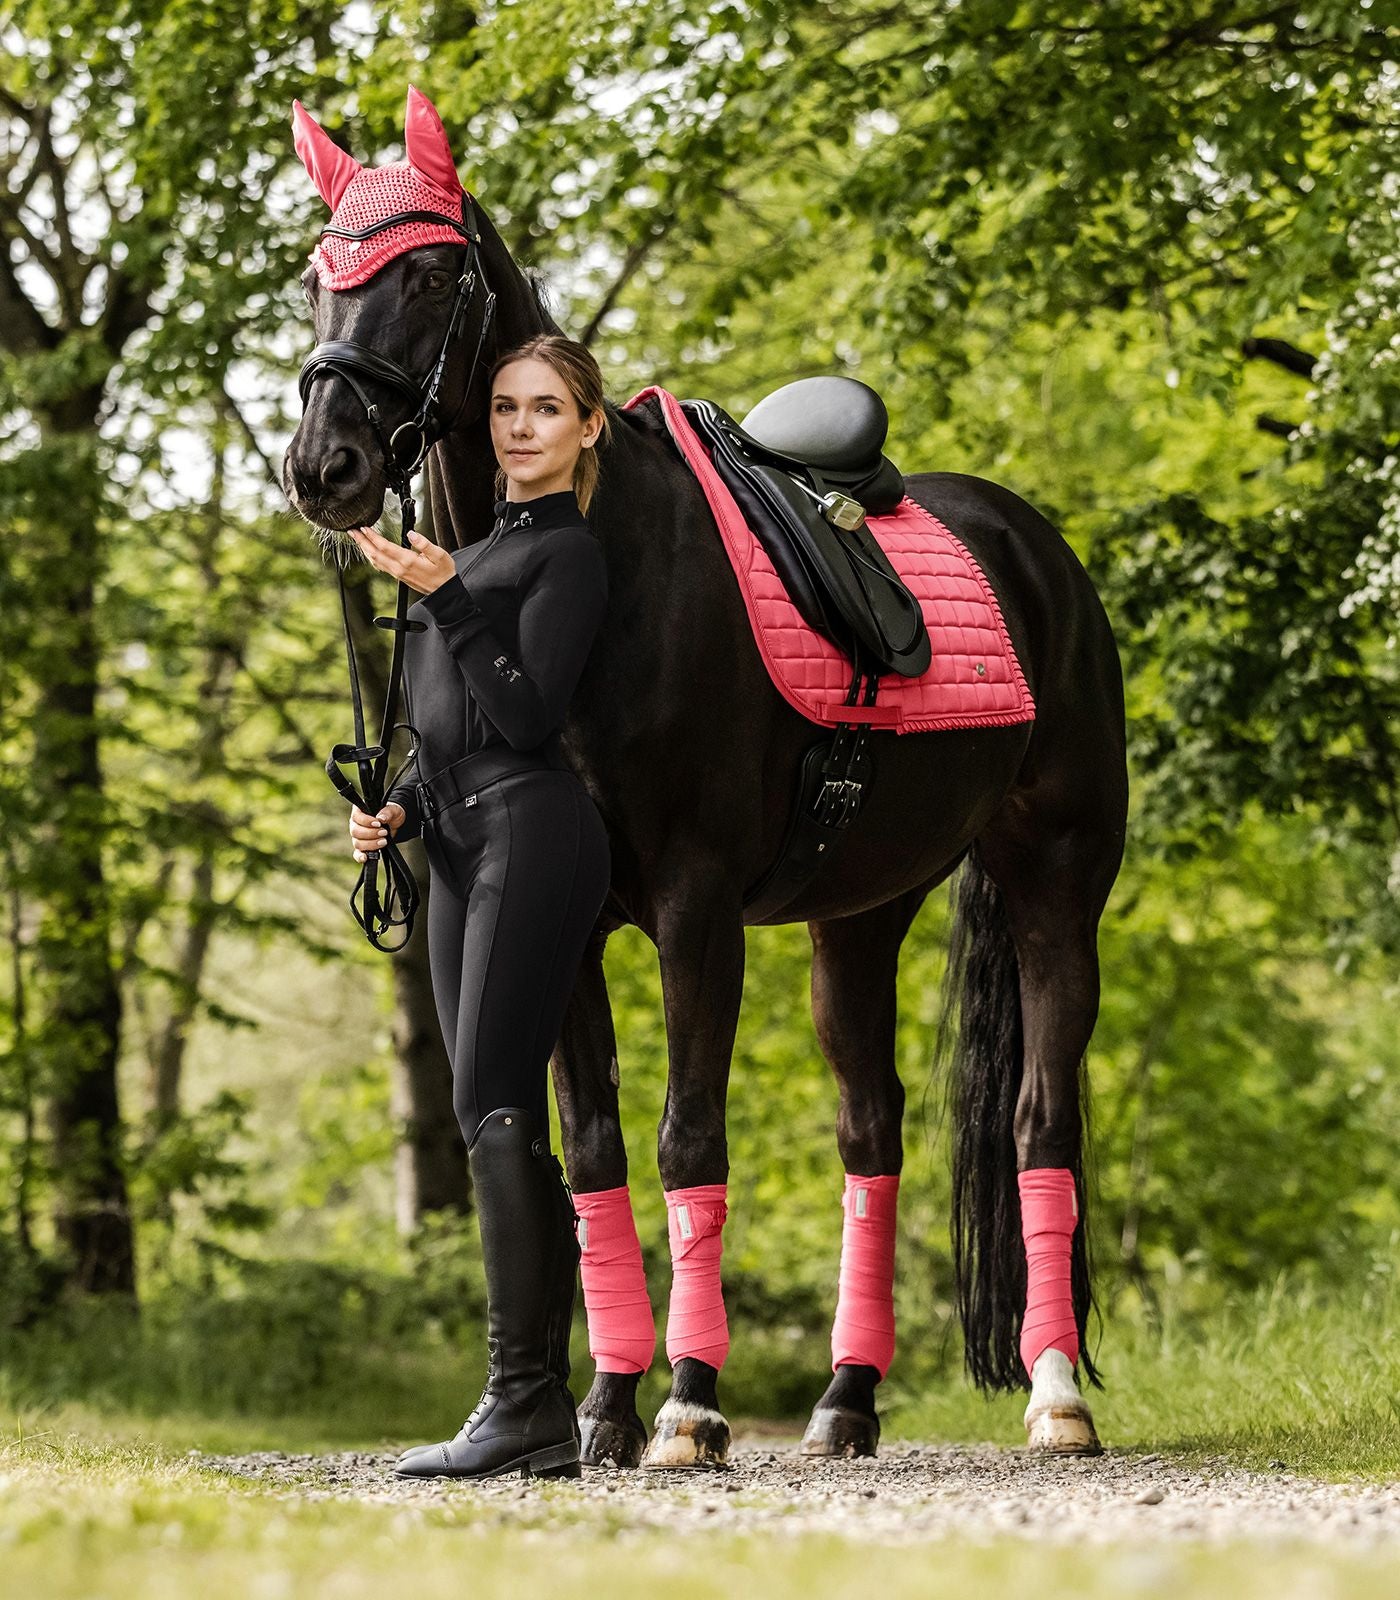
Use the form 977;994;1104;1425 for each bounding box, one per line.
349;802;406;863
349;524;456;596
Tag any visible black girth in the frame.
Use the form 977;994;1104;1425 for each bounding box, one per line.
299;194;498;952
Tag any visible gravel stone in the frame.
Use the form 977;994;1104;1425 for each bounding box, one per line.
192;1438;1400;1548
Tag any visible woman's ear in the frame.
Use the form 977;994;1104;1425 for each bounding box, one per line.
582;410;604;449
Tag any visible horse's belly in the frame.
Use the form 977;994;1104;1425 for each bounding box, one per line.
745;723;1030;924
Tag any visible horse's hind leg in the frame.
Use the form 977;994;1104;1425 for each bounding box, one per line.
800;886;929;1458
975;806;1124;1454
552;925;654;1469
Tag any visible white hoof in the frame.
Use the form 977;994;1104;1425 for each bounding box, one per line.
1024;1348;1102;1456
641;1399;730;1469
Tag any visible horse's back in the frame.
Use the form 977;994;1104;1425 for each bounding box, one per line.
900;470;1127;826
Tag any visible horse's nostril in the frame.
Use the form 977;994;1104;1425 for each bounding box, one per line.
289;456;319;501
321;445;367;492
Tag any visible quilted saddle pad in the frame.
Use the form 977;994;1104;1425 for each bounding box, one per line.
624;385;1036;733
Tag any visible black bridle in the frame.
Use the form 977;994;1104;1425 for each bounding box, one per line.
299;193;498;952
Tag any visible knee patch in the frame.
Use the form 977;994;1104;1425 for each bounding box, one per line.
831;1172;899;1379
574;1185;656;1375
1018;1167;1080;1375
663;1184;729;1371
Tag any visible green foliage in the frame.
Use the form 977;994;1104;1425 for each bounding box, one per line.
130;1090;272;1232
2;0;1399;1458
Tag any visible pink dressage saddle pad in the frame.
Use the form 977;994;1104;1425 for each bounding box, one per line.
624;386;1036;733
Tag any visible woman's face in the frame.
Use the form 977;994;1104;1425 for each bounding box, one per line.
489;356;602;498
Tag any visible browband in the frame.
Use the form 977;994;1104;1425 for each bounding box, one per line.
319;200;480;246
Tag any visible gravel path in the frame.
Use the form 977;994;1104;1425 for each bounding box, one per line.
198;1436;1400;1547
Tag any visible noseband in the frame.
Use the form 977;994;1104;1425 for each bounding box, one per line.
299;193;498;952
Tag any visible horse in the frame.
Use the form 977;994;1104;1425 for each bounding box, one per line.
283;91;1128;1469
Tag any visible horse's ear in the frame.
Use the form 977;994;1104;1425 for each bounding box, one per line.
404;85;461;197
292;100;361;210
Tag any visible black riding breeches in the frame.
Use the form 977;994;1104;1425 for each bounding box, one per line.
421;766;611;1142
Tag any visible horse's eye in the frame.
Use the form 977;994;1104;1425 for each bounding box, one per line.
426;270;450;294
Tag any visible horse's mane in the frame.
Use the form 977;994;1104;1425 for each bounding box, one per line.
522;268;565;336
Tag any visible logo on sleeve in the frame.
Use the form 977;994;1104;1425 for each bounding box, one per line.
493;653;523;683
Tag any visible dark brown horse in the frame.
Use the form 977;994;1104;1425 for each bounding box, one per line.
284;116;1127;1468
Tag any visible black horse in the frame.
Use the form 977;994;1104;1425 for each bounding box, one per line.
284;111;1128;1468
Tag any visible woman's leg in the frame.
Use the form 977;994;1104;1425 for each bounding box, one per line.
396;774;610;1481
449;775;611;1139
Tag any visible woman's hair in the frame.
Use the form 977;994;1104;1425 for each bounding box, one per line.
488;334;612;514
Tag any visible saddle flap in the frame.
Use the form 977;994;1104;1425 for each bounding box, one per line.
683;401;931;678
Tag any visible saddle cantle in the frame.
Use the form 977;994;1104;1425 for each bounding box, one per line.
739;376;902;505
681;377;931;679
740;375;906;510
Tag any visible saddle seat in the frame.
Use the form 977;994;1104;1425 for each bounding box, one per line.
739;375;904;510
681;375;930;678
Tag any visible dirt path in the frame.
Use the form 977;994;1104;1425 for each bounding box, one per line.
199;1438;1400;1546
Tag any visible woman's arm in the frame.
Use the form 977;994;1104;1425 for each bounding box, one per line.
381;782;423;841
418;529;608;750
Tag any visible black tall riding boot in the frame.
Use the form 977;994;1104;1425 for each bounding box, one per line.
394;1107;582;1480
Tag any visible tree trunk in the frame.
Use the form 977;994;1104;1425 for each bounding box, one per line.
389;867;468;1233
148;848;218;1124
33;415;135;1295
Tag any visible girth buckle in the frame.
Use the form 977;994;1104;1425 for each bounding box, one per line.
813;775;865;828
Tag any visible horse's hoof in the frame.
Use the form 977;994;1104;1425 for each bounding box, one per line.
579;1413;647;1469
1025;1402;1102;1455
641;1399;730;1468
1024;1348;1102;1455
800;1406;879;1458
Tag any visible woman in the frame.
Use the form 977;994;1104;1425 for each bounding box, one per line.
346;334;612;1481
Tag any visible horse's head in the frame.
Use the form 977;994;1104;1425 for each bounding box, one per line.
283;87;494;548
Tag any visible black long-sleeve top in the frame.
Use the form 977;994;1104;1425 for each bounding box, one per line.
384;489;607;840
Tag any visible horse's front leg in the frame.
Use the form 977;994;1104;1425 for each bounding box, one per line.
640;880;746;1469
552;923;655;1469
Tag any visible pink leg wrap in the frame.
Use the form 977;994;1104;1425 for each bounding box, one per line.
1018;1167;1080;1375
663;1184;730;1370
574;1185;656;1375
831;1173;899;1378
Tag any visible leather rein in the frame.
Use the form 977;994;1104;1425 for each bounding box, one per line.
298;194;497;952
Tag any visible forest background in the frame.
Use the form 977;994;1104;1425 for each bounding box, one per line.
2;0;1398;1452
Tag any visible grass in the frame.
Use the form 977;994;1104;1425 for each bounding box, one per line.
886;1279;1400;1482
4;1267;1400;1597
4;1270;1400;1475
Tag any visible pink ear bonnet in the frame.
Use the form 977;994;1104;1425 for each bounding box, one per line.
292;86;471;289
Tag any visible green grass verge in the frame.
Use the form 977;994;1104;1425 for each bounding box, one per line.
4;1272;1399;1478
886;1282;1400;1482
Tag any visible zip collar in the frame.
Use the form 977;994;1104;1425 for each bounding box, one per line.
492;489;584;534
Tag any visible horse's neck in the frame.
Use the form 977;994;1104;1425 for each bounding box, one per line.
428;215;563;548
431;400;672;570
427;426;497;548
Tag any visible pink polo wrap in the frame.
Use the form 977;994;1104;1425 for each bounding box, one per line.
831;1173;899;1378
1018;1167;1080;1374
574;1185;656;1376
663;1184;730;1371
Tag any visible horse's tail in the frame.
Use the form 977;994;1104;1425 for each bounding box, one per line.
939;844;1098;1392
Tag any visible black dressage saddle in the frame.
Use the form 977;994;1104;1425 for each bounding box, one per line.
682;375;931;679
